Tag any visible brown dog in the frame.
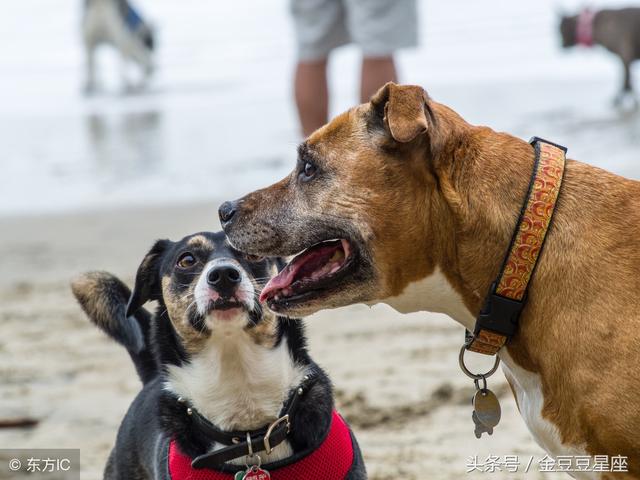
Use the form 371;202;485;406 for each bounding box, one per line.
220;83;640;475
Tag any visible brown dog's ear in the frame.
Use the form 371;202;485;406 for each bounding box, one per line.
126;239;171;317
370;82;429;143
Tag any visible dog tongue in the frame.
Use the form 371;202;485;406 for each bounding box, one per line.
259;265;299;302
259;241;347;303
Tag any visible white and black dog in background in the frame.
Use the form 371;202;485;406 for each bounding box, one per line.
72;231;365;479
82;0;155;93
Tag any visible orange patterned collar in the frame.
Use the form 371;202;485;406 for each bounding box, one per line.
466;137;567;356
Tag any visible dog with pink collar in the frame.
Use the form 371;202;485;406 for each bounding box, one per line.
560;7;640;105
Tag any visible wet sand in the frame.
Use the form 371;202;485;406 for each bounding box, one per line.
0;203;547;479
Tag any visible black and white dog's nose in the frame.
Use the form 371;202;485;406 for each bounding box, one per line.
207;265;241;296
218;200;237;224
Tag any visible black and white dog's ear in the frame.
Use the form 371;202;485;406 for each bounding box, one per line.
126;239;171;316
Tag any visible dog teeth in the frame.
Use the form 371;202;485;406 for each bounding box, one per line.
329;249;344;262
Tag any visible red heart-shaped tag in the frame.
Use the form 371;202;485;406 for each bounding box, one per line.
243;466;271;480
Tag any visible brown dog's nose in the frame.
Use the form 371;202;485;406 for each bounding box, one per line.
218;201;237;224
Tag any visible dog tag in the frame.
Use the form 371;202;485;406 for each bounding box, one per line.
235;471;246;480
242;466;271;480
472;410;493;438
472;388;501;429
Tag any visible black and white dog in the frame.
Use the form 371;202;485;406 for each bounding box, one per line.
72;231;365;480
82;0;155;93
560;7;640;105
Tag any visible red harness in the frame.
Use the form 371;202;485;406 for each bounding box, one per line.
168;411;354;480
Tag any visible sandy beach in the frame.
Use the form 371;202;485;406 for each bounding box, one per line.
0;203;550;479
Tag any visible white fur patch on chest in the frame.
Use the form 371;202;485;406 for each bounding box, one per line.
500;352;599;479
165;332;307;464
381;267;476;331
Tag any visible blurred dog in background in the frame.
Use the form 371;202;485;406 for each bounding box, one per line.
560;7;640;106
82;0;155;93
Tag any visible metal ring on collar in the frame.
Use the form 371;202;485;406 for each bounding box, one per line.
474;375;488;392
244;454;261;469
246;432;254;457
458;345;500;380
264;414;290;455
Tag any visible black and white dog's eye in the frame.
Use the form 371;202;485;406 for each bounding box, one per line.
300;161;317;181
176;252;196;269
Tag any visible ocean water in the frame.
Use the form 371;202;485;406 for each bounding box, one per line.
0;0;638;216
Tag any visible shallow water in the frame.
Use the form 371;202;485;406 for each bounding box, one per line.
0;0;638;217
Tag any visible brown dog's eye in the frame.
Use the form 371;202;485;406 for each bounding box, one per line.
300;161;317;182
177;252;196;269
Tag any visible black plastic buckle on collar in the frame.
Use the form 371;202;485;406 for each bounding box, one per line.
469;282;526;341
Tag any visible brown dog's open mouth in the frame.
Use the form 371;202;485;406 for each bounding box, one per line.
259;239;353;305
